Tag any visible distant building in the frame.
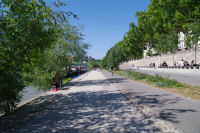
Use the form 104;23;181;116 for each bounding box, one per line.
178;31;200;50
87;56;94;61
143;47;157;58
178;32;186;50
143;32;199;58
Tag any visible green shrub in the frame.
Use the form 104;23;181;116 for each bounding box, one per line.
0;70;24;114
156;81;168;87
121;71;130;78
129;71;147;80
64;78;72;84
146;74;183;88
146;51;153;56
147;74;162;83
116;70;184;89
134;73;146;80
164;79;183;88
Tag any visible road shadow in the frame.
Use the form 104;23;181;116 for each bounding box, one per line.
0;91;161;133
0;94;57;133
61;78;125;89
121;91;197;124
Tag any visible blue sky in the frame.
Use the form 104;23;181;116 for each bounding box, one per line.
47;0;150;59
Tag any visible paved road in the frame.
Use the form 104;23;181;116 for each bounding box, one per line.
1;70;199;133
133;68;200;86
102;71;200;133
7;71;167;133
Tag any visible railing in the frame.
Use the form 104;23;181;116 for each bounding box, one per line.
137;66;156;68
158;65;200;69
135;65;200;69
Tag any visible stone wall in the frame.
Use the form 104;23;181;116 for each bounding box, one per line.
120;48;200;70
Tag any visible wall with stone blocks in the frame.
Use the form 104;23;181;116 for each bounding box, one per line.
120;49;200;70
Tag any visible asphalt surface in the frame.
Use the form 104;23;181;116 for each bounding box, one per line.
133;69;200;86
3;71;163;133
102;71;200;133
1;70;199;133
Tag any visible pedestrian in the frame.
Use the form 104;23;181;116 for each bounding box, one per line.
162;61;168;67
153;63;155;67
179;59;184;67
174;62;177;67
184;60;189;66
190;60;194;66
110;66;114;76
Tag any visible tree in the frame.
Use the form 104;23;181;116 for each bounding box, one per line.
155;31;178;54
102;0;200;69
185;22;200;64
88;60;100;69
24;23;89;90
101;41;125;69
121;23;144;60
185;22;200;48
0;0;58;113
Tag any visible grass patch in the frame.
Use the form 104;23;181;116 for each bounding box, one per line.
112;70;200;100
64;77;72;84
121;71;183;88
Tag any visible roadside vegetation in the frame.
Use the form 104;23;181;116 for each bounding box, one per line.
101;0;200;100
87;60;101;70
0;0;89;114
64;78;72;84
101;0;200;68
112;70;200;100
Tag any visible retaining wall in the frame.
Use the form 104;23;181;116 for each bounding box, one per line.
120;48;200;70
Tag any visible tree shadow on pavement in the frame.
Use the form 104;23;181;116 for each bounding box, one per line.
123;92;197;123
0;91;161;133
0;94;57;133
61;78;125;89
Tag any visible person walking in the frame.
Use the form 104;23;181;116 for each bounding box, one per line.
110;66;114;76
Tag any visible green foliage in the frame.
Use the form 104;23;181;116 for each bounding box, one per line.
25;23;88;90
0;68;24;114
127;71;183;88
155;31;178;54
0;0;57;113
101;41;125;69
0;0;88;114
129;71;147;80
100;57;108;68
102;0;200;66
121;71;131;78
88;60;100;69
146;51;153;56
121;23;144;60
64;78;72;84
185;22;200;48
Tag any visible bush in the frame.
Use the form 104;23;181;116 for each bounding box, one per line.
121;71;183;88
121;71;130;78
135;73;147;80
129;71;147;80
146;74;183;88
156;82;168;87
0;69;25;114
64;78;72;84
146;51;153;56
146;74;162;83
